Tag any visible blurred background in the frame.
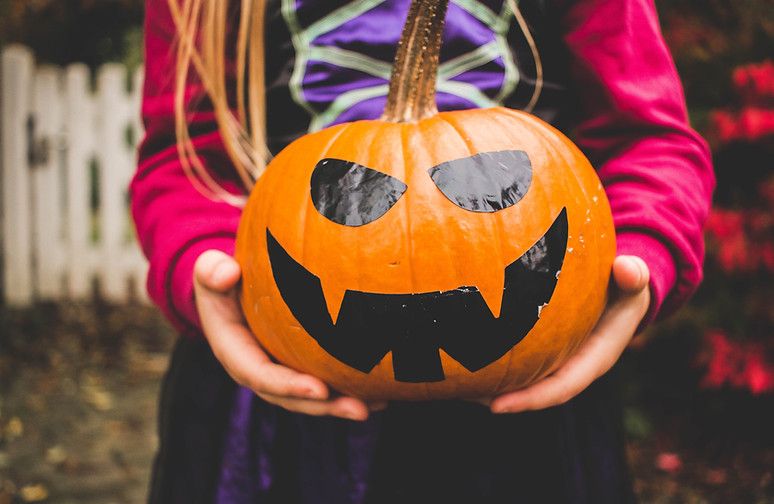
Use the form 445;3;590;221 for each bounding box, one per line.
1;0;773;502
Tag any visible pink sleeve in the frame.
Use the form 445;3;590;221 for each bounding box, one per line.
131;0;243;335
560;0;715;324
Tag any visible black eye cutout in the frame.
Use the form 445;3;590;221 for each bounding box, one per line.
311;158;408;227
428;150;532;213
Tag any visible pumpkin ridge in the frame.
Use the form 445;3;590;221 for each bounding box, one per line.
396;122;418;297
518;112;595;201
432;112;509;313
282;144;317;371
435;112;477;155
423;113;486;294
491;336;516;396
486;108;579;227
496;107;597;205
299;123;352;270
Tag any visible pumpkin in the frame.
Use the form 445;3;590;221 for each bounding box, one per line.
235;0;615;401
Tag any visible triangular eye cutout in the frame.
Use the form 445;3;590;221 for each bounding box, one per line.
428;150;532;212
311;158;408;227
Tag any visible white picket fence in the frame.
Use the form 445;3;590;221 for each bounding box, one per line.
1;44;148;306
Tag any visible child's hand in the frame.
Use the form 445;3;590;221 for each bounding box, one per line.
483;255;651;414
193;250;385;420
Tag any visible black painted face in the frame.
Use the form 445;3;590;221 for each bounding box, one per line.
310;150;533;225
268;150;568;383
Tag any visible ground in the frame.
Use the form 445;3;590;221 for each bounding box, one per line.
0;302;173;504
0;302;773;503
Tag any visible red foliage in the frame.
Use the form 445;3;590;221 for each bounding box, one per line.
707;61;774;145
656;452;683;474
704;204;774;274
709;108;774;144
698;331;774;395
699;60;774;396
732;60;774;106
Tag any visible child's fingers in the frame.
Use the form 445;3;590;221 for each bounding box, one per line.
212;322;377;419
217;329;374;419
193;249;376;419
197;285;331;400
257;394;373;421
209;324;330;400
215;328;376;419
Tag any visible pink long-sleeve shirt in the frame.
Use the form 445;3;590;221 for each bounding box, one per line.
132;0;714;338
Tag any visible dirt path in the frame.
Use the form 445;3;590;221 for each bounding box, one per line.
0;303;174;504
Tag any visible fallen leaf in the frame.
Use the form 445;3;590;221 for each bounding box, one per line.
20;483;49;502
45;445;67;465
80;377;114;411
86;389;114;411
6;418;23;439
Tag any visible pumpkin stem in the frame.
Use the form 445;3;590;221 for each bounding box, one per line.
381;0;449;123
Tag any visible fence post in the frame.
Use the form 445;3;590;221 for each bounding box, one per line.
32;65;67;300
95;64;135;303
1;45;35;306
64;62;96;300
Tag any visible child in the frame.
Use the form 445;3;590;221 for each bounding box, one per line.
132;0;714;502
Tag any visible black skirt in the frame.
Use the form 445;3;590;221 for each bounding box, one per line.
148;338;635;504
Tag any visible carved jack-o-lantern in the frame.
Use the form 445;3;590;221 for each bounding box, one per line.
235;0;615;401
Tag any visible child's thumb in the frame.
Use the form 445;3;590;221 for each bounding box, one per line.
194;250;242;293
612;255;650;294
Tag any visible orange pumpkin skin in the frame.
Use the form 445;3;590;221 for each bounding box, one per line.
236;107;615;401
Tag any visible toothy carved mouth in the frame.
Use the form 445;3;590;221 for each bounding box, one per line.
267;208;568;383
